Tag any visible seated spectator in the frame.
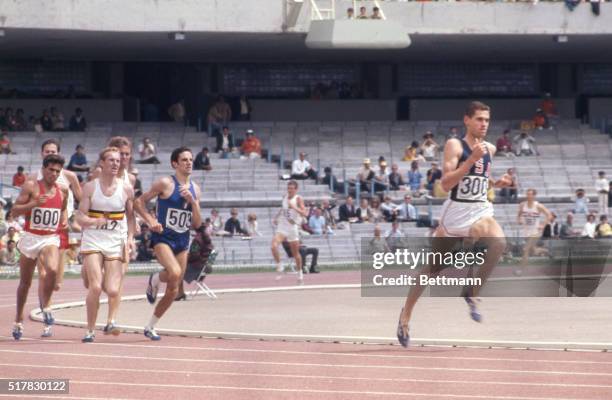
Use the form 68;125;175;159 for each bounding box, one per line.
385;220;404;242
356;6;368;19
425;162;442;192
321;199;336;232
240;129;262;159
402;141;419;162
12;166;26;188
369;197;384;223
573;188;590;214
207;95;231;138
514;132;537;156
321;166;341;193
194;147;212;171
373;161;389;191
67;144;90;173
369;225;390;253
33;118;43;134
381;195;399;222
167;99;186;123
282;240;320;273
446;126;460;141
308;208;327;235
0;239;19;266
346;7;354;19
541;213;559;239
356;158;375;188
291;152;318;181
215;126;235;156
135;224;155;262
137;137;160;164
246;213;262;237
176;225;215;300
407;161;423;194
533;108;550;130
499;168;518;203
41;109;53;131
339;196;358;223
596;215;612;238
1;227;20;248
3;108;17;131
581;213;597;238
541;93;557;118
371;6;382;19
14;109;26;131
397;194;417;222
210;209;225;235
356;198;371;223
51;107;65;131
69;108;87;131
0;132;14;154
421;131;439;161
132;168;143;197
496;130;513;157
559;213;577;239
224;208;248;236
388;163;405;191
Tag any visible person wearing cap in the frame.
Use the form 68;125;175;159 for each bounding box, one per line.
357;158;375;188
240;130;262;159
291;152;317;181
374;160;389;192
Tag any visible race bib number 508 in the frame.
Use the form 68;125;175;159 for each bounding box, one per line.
166;208;192;233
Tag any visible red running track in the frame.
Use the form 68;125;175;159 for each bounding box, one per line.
0;271;611;400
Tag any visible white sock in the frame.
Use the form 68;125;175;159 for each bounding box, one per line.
148;315;159;329
151;272;161;287
276;263;283;273
298;270;303;280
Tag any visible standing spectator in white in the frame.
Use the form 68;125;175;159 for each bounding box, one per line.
421;132;439;161
581;214;597;238
137;137;160;164
291;152;318;181
167;100;186;123
595;171;609;216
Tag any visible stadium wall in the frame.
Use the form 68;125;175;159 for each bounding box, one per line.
0;99;123;122
2;1;610;34
589;98;612;125
250;99;396;121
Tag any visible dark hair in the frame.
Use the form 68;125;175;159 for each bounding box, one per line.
108;136;131;148
41;138;60;153
17;166;24;172
7;240;15;245
288;180;299;189
76;144;84;150
202;147;209;152
42;154;65;168
465;101;491;118
601;215;608;222
527;188;537;196
171;146;193;164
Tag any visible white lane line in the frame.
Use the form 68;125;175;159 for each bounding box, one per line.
51;379;596;400
1;362;610;390
0;395;131;400
0;349;610;377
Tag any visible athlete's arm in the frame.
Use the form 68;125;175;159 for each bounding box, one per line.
188;182;203;230
133;177;168;233
75;181;107;228
517;202;525;225
62;169;82;202
537;203;553;224
125;185;136;244
10;180;39;216
293;196;308;218
440;138;485;192
59;186;69;231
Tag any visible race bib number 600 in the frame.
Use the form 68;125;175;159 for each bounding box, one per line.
457;176;488;201
166;208;192;233
31;207;60;231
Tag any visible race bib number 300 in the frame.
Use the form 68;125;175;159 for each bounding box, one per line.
166;208;192;233
457;176;488;201
31;207;60;231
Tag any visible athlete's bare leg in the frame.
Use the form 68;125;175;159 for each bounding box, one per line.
84;253;104;331
54;249;66;291
38;245;60;311
153;244;187;319
15;257;37;323
271;234;285;265
289;240;303;272
104;259;125;324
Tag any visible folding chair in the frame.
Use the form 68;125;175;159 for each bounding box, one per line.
187;249;218;299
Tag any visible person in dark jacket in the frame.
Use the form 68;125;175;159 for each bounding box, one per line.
224;208;248;236
176;225;215;300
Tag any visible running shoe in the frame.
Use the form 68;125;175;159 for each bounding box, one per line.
464;296;482;323
42;309;55;326
41;325;52;338
208;249;218;264
144;327;161;341
103;322;121;336
82;331;95;343
12;323;23;341
146;273;159;305
396;308;410;348
297;276;304;286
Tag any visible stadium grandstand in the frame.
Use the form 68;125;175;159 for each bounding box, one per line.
1;0;612;399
